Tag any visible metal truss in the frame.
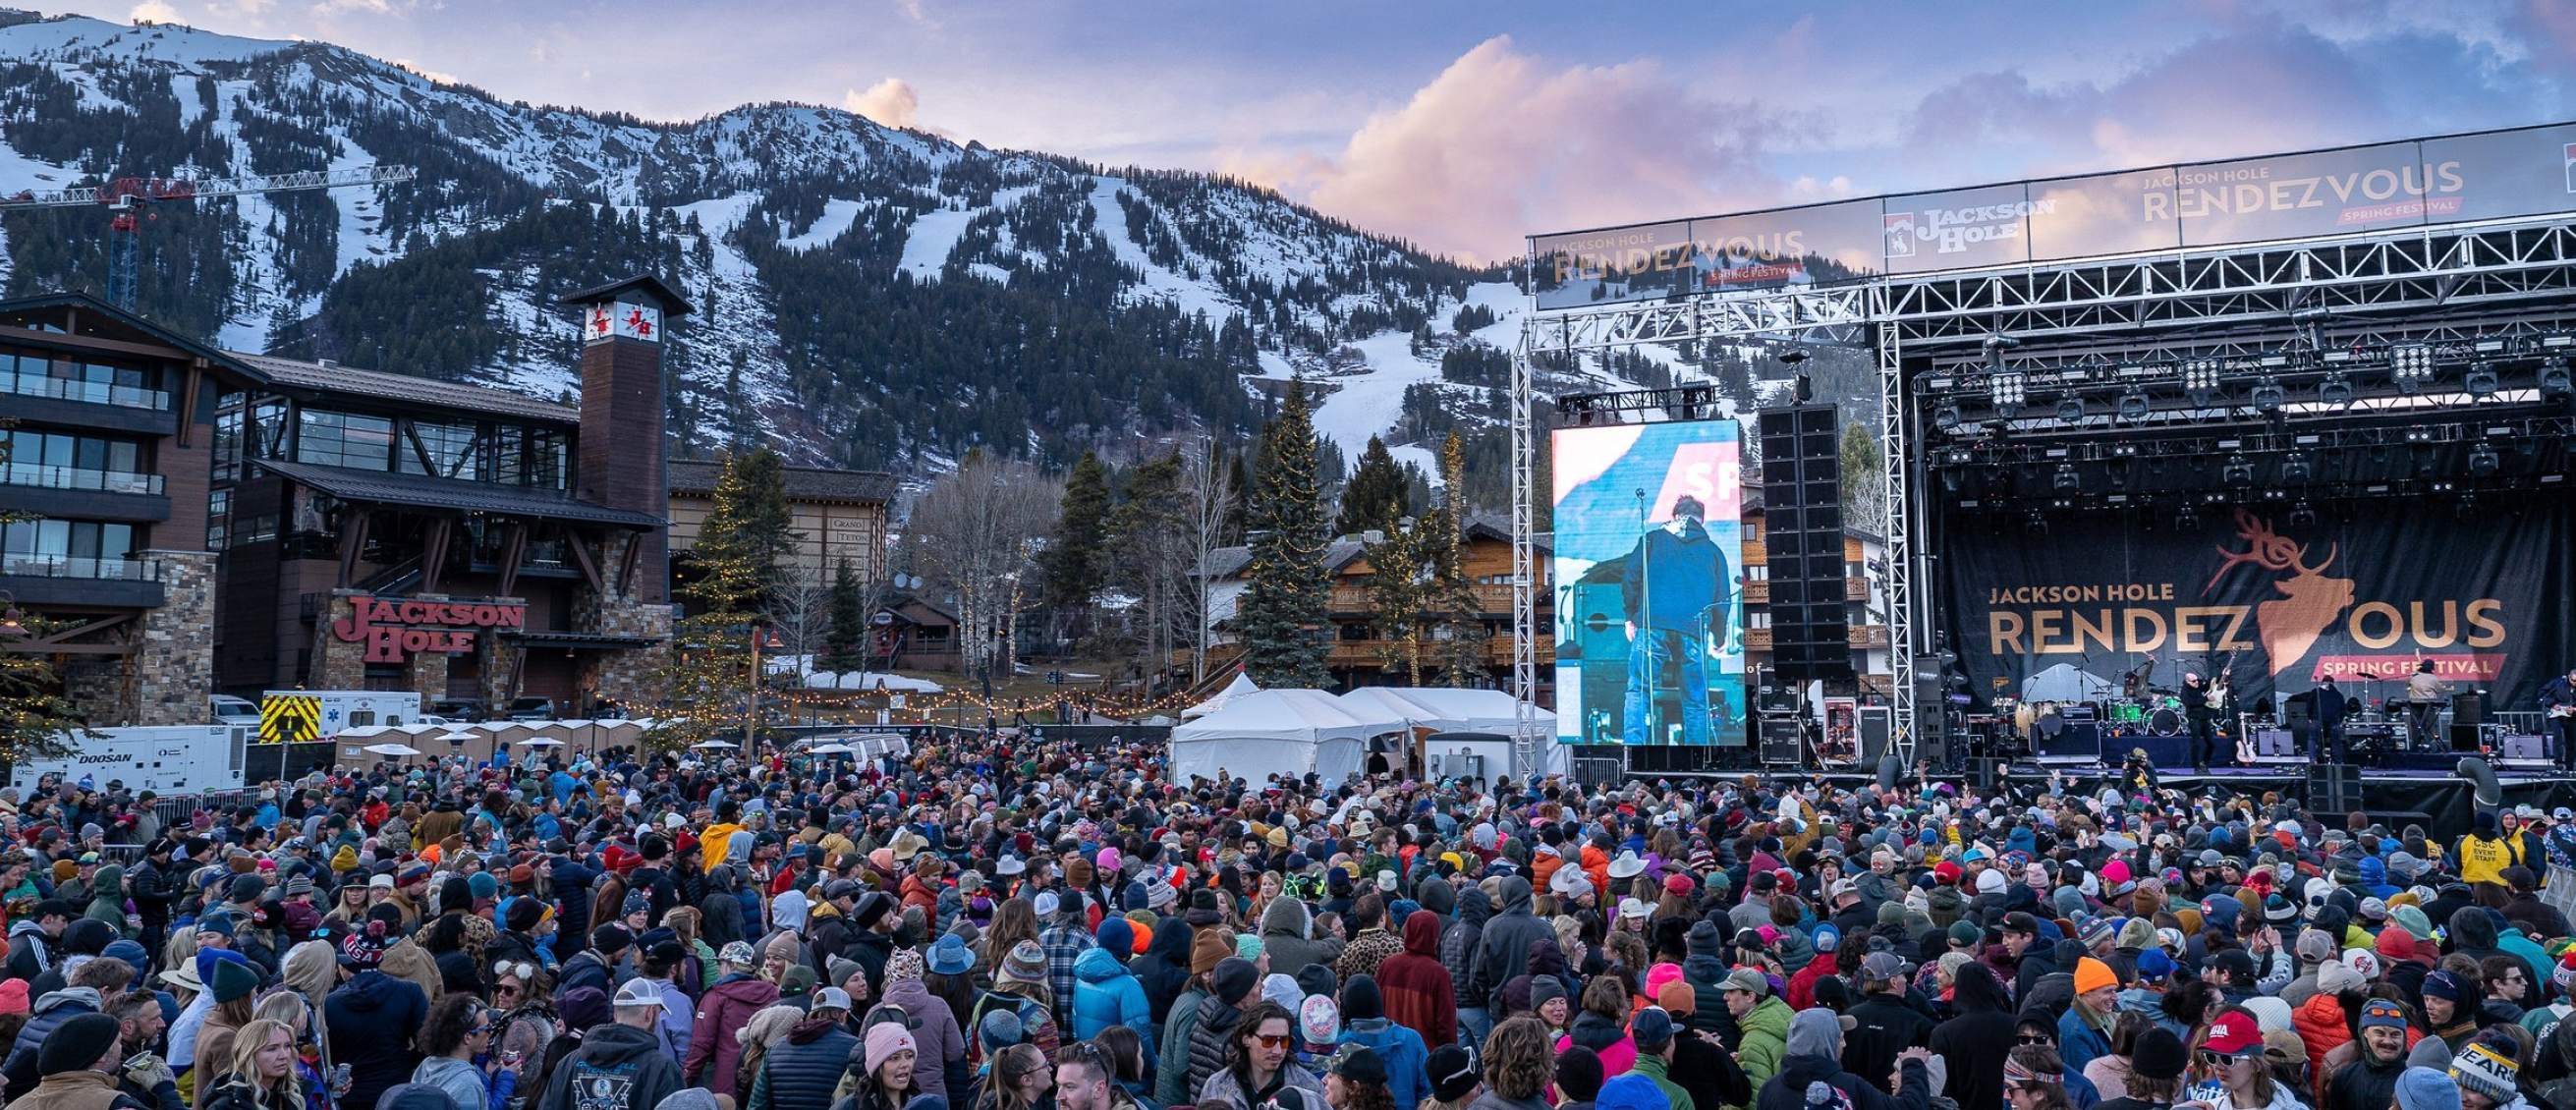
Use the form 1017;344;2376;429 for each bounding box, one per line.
1510;210;2576;771
1511;343;1540;776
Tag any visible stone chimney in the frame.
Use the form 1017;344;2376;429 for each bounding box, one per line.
560;275;693;604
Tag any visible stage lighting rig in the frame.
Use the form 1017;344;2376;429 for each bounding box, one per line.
1990;372;2026;418
2222;453;2255;485
2175;505;2201;530
2465;361;2499;398
2391;343;2435;392
2469;443;2500;477
2319;372;2354;407
2055;395;2084;421
1934;402;1966;432
2543;357;2573;402
2281;452;2312;483
2115;389;2149;421
2250;376;2285;413
2289;500;2317;527
2053;463;2080;493
2184;359;2221;405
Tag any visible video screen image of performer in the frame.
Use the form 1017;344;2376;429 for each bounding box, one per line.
1620;494;1732;747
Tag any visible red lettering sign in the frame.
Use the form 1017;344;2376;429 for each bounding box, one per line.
331;594;519;663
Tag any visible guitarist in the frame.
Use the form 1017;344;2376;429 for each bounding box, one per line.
2542;666;2576;770
2184;672;2224;774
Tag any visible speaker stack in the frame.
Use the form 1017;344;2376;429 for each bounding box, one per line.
1756;404;1853;682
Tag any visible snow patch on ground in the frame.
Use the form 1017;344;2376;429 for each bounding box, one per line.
766;655;945;693
1309;329;1444;466
1088;175;1238;323
897;203;977;282
780;198;868;251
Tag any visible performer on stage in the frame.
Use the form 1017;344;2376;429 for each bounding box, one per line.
2407;659;2451;749
2542;666;2576;770
2184;672;2225;773
1620;494;1731;747
2313;676;2347;763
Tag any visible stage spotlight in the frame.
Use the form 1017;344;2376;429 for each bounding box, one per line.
1934;402;1965;432
2289;500;2317;527
2250;377;2285;413
2542;357;2573;401
2281;452;2312;483
2465;361;2499;398
2457;494;2480;520
2117;389;2149;420
1989;372;2026;418
2175;505;2201;530
2469;443;2500;477
2053;463;2080;493
2055;395;2085;421
2025;512;2048;535
2391;342;2435;389
2319;371;2354;407
2223;453;2254;485
2184;359;2221;405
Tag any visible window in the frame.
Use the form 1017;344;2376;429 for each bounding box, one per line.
235;513;279;547
479;425;526;485
214;405;243;482
402;421;477;478
248;400;289;460
296;411;396;470
207;490;231;551
0;519;135;573
527;429;567;489
0;430;152;492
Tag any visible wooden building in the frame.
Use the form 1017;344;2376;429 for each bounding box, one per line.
666;461;895;585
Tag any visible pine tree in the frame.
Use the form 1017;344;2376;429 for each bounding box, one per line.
1365;520;1428;685
1237;377;1333;689
1041;451;1112;629
692;448;798;613
818;557;868;675
1428;431;1493;687
1337;436;1409;537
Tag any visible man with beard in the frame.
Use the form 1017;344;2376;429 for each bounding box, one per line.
1620;494;1731;747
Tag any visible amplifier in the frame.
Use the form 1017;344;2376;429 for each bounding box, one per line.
2034;722;2101;764
1760;717;1804;765
2247;729;2299;763
2494;733;2550;767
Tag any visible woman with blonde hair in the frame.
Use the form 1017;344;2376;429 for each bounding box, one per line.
251;993;333;1110
662;906;716;991
194;964;264;1110
201;1019;308;1110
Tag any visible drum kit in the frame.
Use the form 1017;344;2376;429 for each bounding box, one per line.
2002;657;2194;744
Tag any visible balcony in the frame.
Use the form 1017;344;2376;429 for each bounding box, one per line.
0;463;164;496
1326;634;1553;669
0;554;163;607
0;370;167;412
1739;625;1890;653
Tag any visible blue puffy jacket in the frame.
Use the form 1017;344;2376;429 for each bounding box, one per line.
1339;1018;1428;1110
1070;947;1158;1070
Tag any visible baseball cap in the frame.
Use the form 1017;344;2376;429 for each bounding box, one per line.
2204;1010;2264;1056
610;979;674;1010
810;986;853;1012
1862;952;1906;981
1722;968;1769;996
1630;1006;1675;1048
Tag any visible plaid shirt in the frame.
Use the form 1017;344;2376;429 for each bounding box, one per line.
1038;921;1095;1027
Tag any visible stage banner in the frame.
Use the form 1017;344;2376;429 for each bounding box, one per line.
1944;504;2569;717
1551;420;1747;746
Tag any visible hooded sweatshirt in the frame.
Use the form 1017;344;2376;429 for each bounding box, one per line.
1928;963;2018;1110
1260;896;1336;978
1137;918;1195;1026
1474;876;1551;1006
536;1022;684;1110
83;865;128;933
325;970;430;1110
682;971;779;1094
1376;910;1457;1049
1441;885;1492;1009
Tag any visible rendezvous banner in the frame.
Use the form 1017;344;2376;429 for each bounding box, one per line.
1531;121;2576;310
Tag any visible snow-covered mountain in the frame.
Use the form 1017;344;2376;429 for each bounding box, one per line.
0;10;1839;485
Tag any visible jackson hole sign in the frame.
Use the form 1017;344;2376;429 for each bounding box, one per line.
331;595;528;664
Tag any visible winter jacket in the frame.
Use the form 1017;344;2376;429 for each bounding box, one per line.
751;1018;860;1110
550;860;596;943
1375;910;1457;1049
1154;987;1205;1108
2325;1050;2408;1110
2293;994;2352;1080
1929;964;2019;1110
1675;1030;1753;1110
413;1055;516;1110
1136;919;1195;1027
882;975;966;1100
1734;996;1794;1103
1440;885;1492;1009
9;1069;149;1110
535;1022;684;1110
899;875;940;933
556;950;614;1002
1342;1017;1431;1109
1754;1052;1932;1110
1636;1054;1698;1110
3;988;104;1101
1260;897;1336;980
327;971;430;1110
7;918;56;983
1472;876;1551;1007
1196;1062;1325;1110
83;865;129;934
2058;1002;2116;1077
1187;993;1247;1101
1560;1008;1641;1076
1071;947;1157;1067
683;972;780;1093
1842;992;1934;1092
129;859;177;925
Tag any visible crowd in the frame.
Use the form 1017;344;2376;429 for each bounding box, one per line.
4;737;2576;1110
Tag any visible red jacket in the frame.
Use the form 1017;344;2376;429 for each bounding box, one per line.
1375;910;1458;1049
1786;957;1835;1011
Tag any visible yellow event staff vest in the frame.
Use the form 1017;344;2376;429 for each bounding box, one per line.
2458;833;2520;886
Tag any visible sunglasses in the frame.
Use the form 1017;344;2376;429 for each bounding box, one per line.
1250;1034;1296;1050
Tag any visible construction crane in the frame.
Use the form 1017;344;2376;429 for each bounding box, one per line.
0;164;418;313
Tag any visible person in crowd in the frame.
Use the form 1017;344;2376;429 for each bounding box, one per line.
534;978;686;1110
199;1019;306;1110
410;994;516;1110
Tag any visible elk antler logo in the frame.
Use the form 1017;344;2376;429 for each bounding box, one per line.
2205;509;2355;678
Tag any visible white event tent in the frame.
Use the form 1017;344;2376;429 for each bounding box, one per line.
1181;672;1261;719
1168;689;1402;787
1334;688;1569;780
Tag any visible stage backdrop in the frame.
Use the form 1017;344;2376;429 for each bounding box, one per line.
1552;421;1747;746
1944;505;2570;714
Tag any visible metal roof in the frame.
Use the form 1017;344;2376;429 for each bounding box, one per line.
228;353;581;426
257;460;664;528
666;460;898;504
499;632;665;649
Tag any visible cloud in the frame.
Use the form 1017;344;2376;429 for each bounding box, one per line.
843;77;921;129
1221;36;1791;264
129;0;180;23
389;58;458;84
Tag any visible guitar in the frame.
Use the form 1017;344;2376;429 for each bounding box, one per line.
2207;653;2234;709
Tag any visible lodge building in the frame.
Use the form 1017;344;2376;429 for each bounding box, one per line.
0;277;691;725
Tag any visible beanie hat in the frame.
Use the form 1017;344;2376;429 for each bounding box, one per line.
2131;1027;2189;1081
1212;956;1260;1005
1557;1047;1607;1102
2422;971;2463;1003
1814;924;1840;953
468;872;499;902
1338;971;1383;1020
2396;1067;2463;1110
2451;1043;2519;1103
1299;994;1340;1047
884;949;925;984
2073;957;2117;995
37;1013;122;1076
1237;933;1264;963
1000;940;1047;985
1530;974;1568;1011
1191;928;1232;974
864;1022;918;1076
1596;1074;1669;1110
2362;998;2409;1033
1094;917;1133;957
211;956;260;1003
1428;1045;1480;1103
977;1008;1023;1053
0;980;26;1015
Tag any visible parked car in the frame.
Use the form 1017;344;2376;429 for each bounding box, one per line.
503;696;554;721
210;695;259;727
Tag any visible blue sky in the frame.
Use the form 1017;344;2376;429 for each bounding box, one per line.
71;0;2576;261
